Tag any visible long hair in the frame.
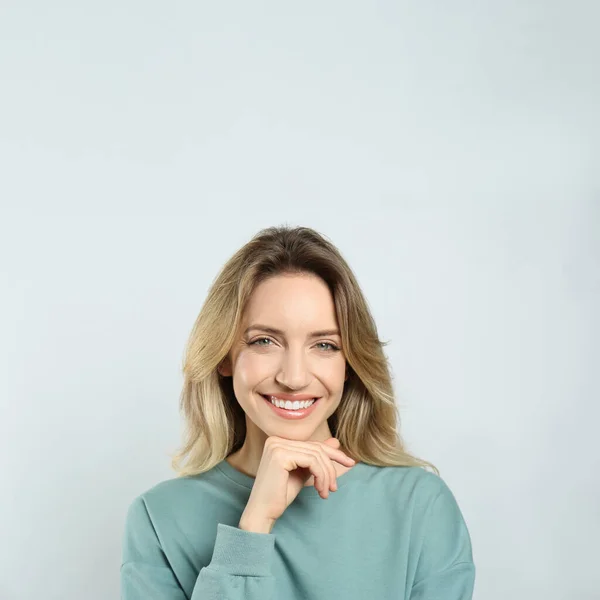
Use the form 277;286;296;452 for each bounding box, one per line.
169;225;438;477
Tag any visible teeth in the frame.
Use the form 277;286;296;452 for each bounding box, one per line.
268;396;316;410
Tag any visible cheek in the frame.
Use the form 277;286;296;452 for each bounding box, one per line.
317;356;346;378
305;361;347;393
234;352;272;386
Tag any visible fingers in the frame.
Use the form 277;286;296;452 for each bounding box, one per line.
266;437;355;499
314;448;335;497
290;449;331;498
270;436;355;466
270;444;330;498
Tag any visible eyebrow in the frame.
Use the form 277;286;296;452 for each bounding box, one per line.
244;324;341;338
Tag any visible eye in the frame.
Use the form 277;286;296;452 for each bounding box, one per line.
250;337;273;346
316;342;340;352
249;338;340;352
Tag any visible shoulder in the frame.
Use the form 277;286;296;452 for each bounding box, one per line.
123;466;225;530
360;463;468;530
122;476;192;532
390;468;474;567
134;474;201;506
363;462;454;505
360;464;474;575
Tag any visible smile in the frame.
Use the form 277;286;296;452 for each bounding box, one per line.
264;395;318;409
260;394;321;419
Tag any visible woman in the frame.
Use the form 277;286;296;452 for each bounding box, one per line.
120;225;476;599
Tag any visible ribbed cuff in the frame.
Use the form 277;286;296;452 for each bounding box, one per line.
208;523;276;577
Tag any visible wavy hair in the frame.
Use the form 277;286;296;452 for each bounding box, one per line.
170;225;438;477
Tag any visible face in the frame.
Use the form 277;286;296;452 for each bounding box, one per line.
218;273;347;444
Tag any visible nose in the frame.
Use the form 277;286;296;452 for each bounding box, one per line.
274;347;311;390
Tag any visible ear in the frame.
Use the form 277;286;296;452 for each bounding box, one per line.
218;357;232;377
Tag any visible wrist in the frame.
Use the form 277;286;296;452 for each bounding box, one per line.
238;514;275;534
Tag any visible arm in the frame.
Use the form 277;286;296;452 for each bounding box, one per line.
120;496;276;600
409;481;476;600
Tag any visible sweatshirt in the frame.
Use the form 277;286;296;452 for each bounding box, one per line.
120;457;475;599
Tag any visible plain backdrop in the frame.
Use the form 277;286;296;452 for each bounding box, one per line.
1;2;598;599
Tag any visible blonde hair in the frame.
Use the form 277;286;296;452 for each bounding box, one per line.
170;225;439;477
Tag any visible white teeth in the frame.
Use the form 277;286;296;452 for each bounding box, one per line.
268;396;316;410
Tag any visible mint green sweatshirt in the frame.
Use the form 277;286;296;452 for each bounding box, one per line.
120;458;475;599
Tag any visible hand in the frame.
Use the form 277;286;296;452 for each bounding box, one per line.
239;436;356;530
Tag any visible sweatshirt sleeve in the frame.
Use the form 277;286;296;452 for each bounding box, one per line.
120;496;277;600
409;481;476;600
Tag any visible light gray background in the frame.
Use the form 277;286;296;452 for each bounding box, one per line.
1;2;598;599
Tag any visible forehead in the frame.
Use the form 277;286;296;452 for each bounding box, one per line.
243;274;338;331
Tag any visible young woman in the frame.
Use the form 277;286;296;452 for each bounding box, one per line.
120;225;476;599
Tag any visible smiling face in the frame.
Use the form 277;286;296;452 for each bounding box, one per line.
218;272;347;450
